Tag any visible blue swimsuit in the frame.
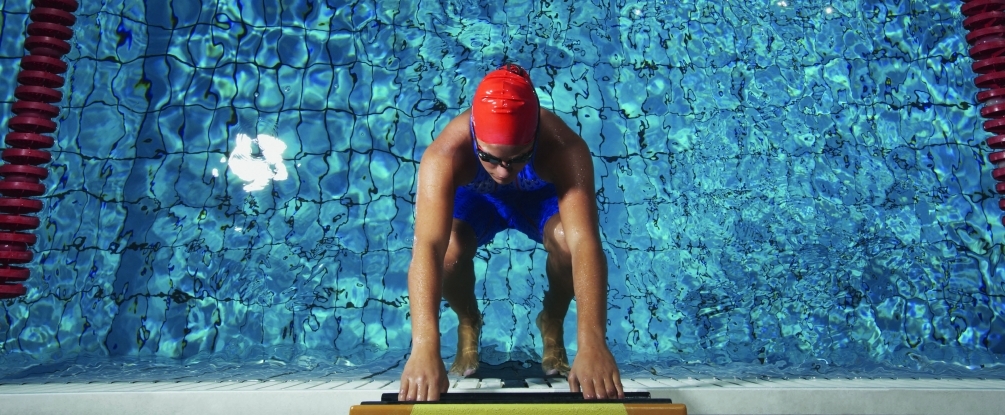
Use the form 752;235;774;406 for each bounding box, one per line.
453;137;560;246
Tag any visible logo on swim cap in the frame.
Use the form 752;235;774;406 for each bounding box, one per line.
471;64;539;146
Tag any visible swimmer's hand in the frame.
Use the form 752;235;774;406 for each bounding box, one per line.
399;348;449;401
567;344;624;400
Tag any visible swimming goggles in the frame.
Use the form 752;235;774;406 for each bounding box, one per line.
469;117;538;169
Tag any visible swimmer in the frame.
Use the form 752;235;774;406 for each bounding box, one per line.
399;64;624;402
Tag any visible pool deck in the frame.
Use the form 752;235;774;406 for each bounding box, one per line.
2;376;1004;415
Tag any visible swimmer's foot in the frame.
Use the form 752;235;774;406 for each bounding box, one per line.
449;318;481;377
536;312;571;376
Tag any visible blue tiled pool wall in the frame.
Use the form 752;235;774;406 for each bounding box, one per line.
0;0;1002;379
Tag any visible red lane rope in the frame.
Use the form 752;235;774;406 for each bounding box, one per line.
965;5;1005;225
0;1;77;300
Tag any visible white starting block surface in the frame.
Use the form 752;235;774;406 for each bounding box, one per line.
3;375;1005;415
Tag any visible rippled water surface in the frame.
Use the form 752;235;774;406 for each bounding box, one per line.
1;0;1003;382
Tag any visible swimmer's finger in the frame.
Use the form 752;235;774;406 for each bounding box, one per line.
580;377;599;399
568;373;581;395
404;379;418;401
612;372;625;399
593;378;608;399
425;379;441;401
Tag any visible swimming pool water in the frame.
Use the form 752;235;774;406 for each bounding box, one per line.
0;0;1002;382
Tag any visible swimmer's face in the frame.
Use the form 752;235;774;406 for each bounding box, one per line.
475;140;534;184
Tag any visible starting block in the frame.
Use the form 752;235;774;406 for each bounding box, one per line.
350;391;686;414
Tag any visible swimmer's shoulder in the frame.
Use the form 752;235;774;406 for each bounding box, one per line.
422;110;477;186
538;108;588;150
535;109;591;182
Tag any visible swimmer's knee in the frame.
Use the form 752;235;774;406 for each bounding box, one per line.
444;219;477;267
544;216;571;258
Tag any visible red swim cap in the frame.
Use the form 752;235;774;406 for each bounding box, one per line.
471;64;539;146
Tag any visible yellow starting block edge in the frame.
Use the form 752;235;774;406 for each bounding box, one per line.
349;402;687;415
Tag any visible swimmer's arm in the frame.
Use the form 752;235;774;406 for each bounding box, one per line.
409;154;454;355
549;135;624;399
407;113;471;354
400;138;463;401
552;140;608;351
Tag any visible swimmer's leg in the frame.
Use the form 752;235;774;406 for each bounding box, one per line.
539;213;573;376
442;219;481;377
